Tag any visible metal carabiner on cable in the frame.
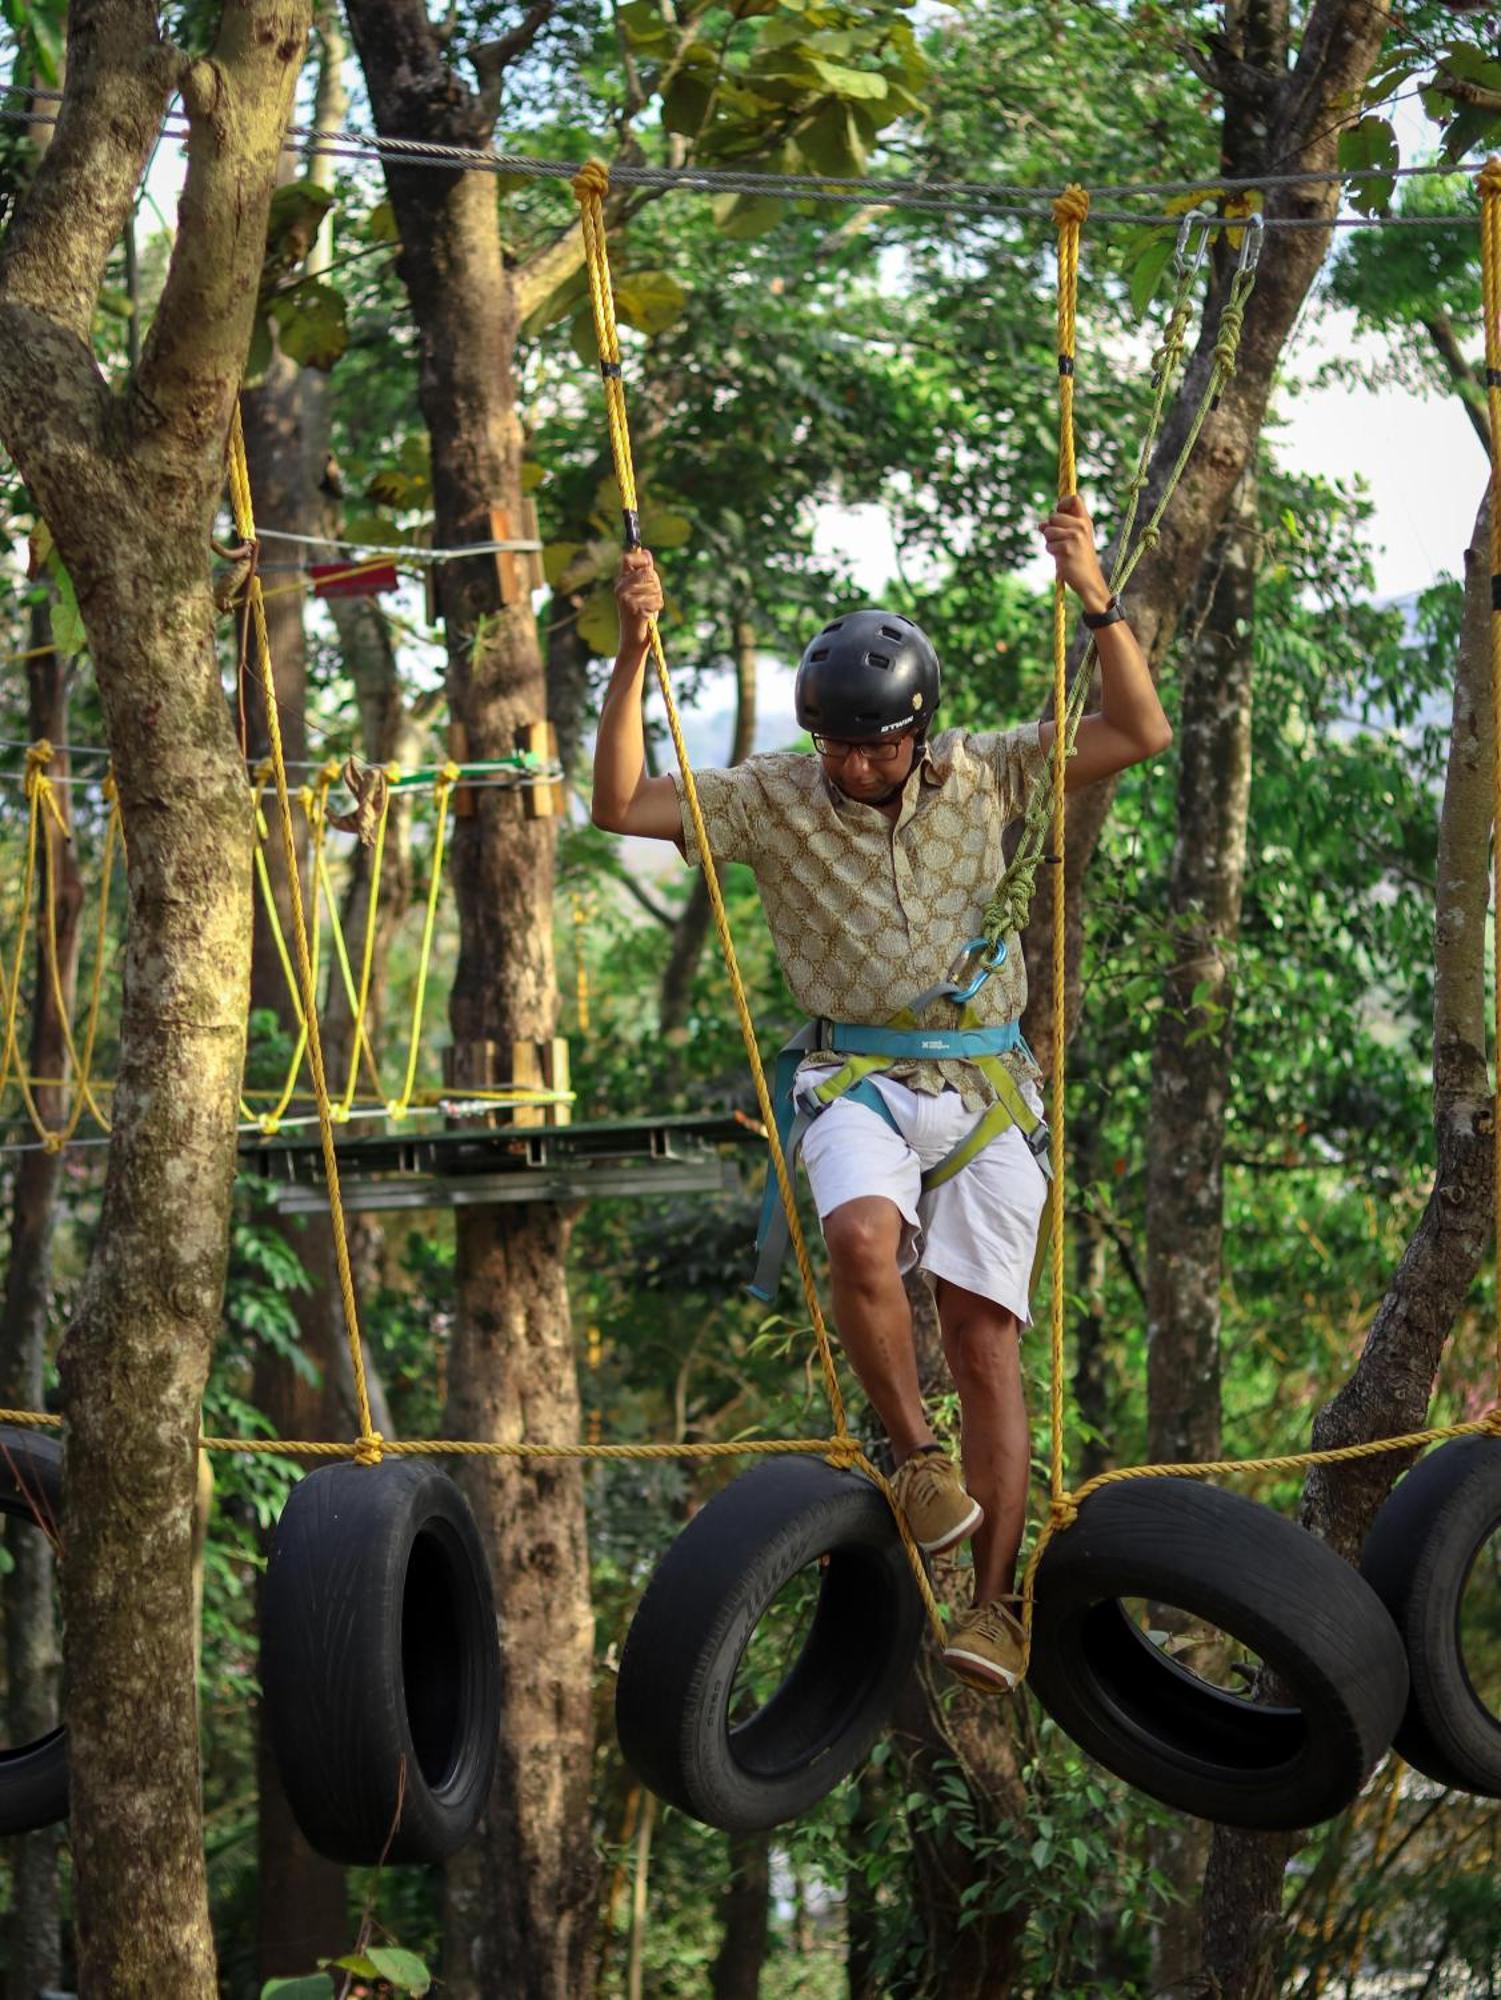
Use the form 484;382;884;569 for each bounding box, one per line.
1172;207;1213;284
943;934;1008;1005
1235;211;1264;277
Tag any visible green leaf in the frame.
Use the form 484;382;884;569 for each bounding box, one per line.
614;271;688;336
274;281;348;372
1336;116;1398;215
265;179;335;268
576;584;621;657
542;540;586;587
795;101;866;177
1439;103;1499;165
244;312;274;388
367;1946;432;1993
520;460;547;494
260;1978;335;2000
570;309;601;369
48;583;86;662
366;199;400;244
1125;232;1175;315
713;193;787;240
805;57;888;101
662;71;714;139
639;503;692;550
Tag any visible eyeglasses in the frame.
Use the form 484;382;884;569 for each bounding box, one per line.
811;733;908;764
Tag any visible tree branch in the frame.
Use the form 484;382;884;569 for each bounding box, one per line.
131;0;312;479
468;0;559;124
0;0;177;346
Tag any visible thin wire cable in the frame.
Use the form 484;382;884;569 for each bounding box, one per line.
0;99;1486;228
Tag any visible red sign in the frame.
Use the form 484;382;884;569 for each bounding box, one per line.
310;559;399;600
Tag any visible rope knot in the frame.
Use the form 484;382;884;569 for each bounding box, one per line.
24;741;53;799
259;1113;280;1135
101;771;117;804
825;1435;862;1470
354;1431;386;1466
41;1133;63;1155
572;159;611;206
1051;183;1090;229
1049;1496;1079;1533
1479;156;1501;202
1139;525;1161;551
1482;1405;1501;1435
439;760;462;785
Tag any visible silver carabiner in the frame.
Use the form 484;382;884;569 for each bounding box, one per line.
1172;207;1213;283
1235;211;1264;277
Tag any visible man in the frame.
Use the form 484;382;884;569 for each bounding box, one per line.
591;496;1171;1691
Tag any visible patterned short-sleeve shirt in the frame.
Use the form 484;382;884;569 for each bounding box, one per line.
670;723;1048;1109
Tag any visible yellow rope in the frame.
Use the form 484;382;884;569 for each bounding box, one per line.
226;405;383;1464
1482;157;1501;1388
387;764;458;1120
0;746;120;1148
1048;185;1086;1514
331;767;398;1117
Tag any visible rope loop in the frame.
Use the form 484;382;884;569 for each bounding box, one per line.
353;1431;386;1466
824;1435;862;1470
1049;1495;1079;1534
1478;155;1501;202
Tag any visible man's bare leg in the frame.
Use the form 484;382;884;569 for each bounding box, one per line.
822;1196;934;1464
935;1279;1029;1604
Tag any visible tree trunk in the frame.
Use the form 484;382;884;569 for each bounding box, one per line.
1019;0;1395;1067
1201;489;1498;1996
892;1273;1030;1997
1142;462;1258;1988
0;2;311;1982
0;605;76;2000
340;18;597;1993
709;1831;771;2000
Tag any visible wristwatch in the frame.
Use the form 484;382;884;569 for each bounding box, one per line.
1082;594;1127;630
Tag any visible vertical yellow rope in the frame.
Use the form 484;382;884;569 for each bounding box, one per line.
1048;185;1088;1511
227;405;383;1464
571;159;852;1449
388;765;458;1120
333;767;398;1117
1481;158;1501;1386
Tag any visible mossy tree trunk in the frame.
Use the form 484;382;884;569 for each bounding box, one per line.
1142;458;1259;1993
340;7;598;1991
0;0;310;1985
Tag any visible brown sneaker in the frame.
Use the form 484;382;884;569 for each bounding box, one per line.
942;1599;1027;1693
889;1448;983;1555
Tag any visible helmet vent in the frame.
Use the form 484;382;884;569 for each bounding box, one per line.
866;650;892;669
880;624;906;641
810;646;830;662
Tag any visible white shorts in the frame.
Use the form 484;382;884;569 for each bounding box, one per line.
797;1069;1049;1324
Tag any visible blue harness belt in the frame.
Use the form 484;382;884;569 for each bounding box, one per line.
749;1012;1051;1302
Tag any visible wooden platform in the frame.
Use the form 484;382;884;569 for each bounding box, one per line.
238;1112;766;1214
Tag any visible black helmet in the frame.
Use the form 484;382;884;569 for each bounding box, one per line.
794;609;940;742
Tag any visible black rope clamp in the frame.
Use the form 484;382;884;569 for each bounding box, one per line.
600;361;623;380
1492;572;1501;613
623;508;642;552
1058;355;1075;377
